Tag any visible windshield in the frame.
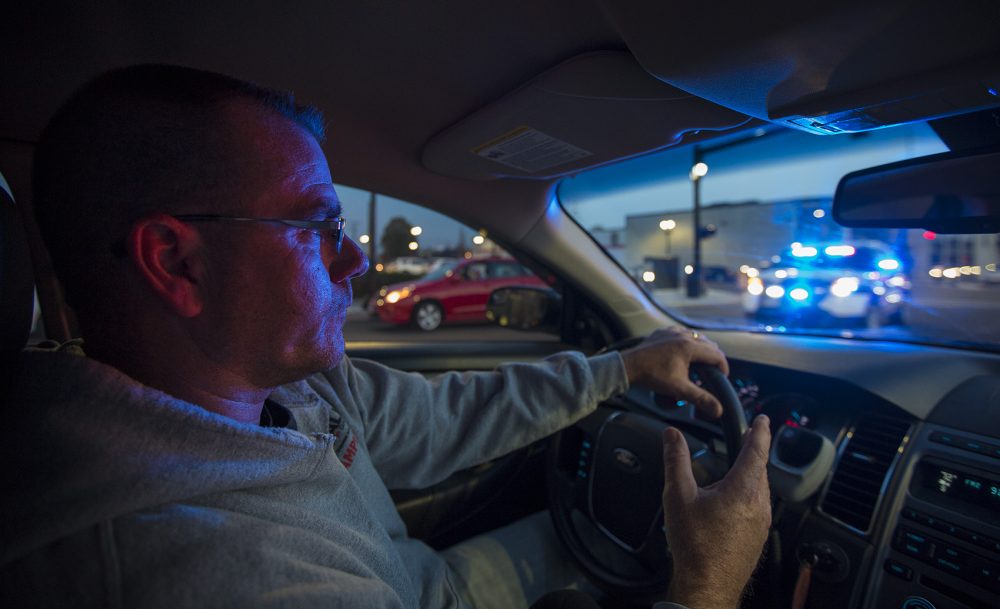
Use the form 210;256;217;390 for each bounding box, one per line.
559;122;1000;351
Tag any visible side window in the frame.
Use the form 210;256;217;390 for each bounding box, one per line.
337;185;558;342
492;262;524;278
463;262;489;281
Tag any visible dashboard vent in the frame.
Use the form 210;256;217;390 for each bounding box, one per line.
819;415;911;535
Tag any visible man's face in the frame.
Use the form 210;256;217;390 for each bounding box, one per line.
192;102;367;387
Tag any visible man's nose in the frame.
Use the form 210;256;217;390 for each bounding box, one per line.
331;235;369;281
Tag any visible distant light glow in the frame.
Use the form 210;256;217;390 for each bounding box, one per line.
886;293;902;304
642;271;656;283
929;268;943;278
407;241;419;251
792;246;818;258
359;234;370;244
771;255;781;263
825;245;855;257
375;263;384;272
464;251;473;259
960;266;972;275
739;264;750;274
989;87;999;97
786;268;799;278
774;269;788;279
789;288;810;301
410;226;423;236
691;162;709;177
865;271;881;280
746;267;760;278
765;285;785;298
747;278;764;295
791;242;802;249
877;259;900;271
887;276;906;287
812;209;826;219
830;277;859;297
684;264;694;275
971;266;982;276
987;263;997;272
942;268;959;278
922;231;937;240
873;286;886;296
472;235;485;245
659;219;677;231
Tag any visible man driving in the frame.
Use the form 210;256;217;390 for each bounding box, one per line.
0;65;771;609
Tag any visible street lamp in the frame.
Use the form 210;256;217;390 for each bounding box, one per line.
688;155;708;298
659;218;676;255
408;241;419;251
410;226;423;236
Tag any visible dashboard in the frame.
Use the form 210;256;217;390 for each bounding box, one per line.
358;333;1000;608
624;353;1000;609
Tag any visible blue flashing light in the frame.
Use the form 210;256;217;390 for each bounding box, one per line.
989;87;999;97
789;287;810;301
878;258;900;271
824;245;855;257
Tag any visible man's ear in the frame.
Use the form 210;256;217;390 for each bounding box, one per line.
126;215;206;318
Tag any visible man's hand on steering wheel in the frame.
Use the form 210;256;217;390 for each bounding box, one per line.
662;416;772;609
619;327;730;418
619;327;772;609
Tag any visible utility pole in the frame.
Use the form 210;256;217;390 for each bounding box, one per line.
685;128;781;298
366;191;377;292
688;147;706;298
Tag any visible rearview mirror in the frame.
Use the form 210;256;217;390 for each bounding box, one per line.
832;147;1000;234
486;287;561;331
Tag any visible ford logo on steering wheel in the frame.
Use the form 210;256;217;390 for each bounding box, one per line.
612;448;641;473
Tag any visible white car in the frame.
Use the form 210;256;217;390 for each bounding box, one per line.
743;242;910;327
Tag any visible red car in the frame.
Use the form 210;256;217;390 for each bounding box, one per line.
374;257;546;331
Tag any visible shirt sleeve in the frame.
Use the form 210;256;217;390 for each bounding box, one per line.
325;351;629;489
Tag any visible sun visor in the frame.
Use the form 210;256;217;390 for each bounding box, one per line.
600;0;1000;135
421;51;748;180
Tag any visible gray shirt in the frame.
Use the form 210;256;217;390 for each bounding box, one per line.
1;346;632;608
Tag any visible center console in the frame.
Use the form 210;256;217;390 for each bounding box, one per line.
869;425;1000;609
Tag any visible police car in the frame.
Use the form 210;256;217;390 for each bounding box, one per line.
742;241;910;328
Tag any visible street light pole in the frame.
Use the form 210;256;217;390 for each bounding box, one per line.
688;148;705;298
367;191;377;293
658;218;676;255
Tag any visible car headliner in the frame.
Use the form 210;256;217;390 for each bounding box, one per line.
2;1;998;247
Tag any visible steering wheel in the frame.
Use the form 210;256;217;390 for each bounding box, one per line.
547;338;748;599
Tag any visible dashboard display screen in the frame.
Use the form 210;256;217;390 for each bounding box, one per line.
922;463;1000;511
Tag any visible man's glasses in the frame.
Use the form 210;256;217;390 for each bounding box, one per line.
110;214;347;258
174;214;346;253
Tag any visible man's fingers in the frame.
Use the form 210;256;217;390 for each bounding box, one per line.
673;381;723;419
689;339;730;377
662;427;698;506
723;415;771;493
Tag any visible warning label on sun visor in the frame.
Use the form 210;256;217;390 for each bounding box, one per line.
472;126;592;173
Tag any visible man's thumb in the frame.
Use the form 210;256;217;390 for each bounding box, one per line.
662;427;698;505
